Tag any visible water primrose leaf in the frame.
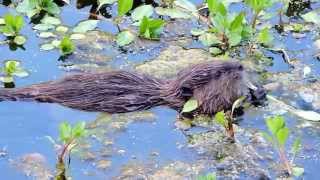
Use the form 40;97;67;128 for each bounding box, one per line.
276;127;289;146
1;76;13;83
207;0;227;16
0;18;5;25
38;32;56;38
257;27;273;46
118;0;133;16
302;11;320;25
70;33;86;40
13;35;27;45
0;14;24;36
199;33;220;46
191;28;205;36
73;20;99;33
132;5;154;22
51;39;61;47
292;167;304;177
245;0;272;12
182;98;198;113
3;60;28;77
33;23;55;31
56;25;68;33
59;36;75;55
215;111;226;127
41;16;61;25
230;12;245;33
40;43;55;50
209;47;222;55
174;0;197;13
98;0;117;10
227;32;242;47
155;7;192;19
139;16;165;40
211;13;229;33
72;122;86;138
16;0;38;18
197;173;216;180
266;115;285;135
42;0;61;15
59;122;72;143
116;30;135;46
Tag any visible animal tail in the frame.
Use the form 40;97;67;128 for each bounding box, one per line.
0;71;173;113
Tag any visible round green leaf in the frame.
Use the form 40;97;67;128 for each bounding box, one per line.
38;32;56;38
33;24;55;31
199;33;220;46
132;5;154;22
70;33;86;40
118;0;133;16
182;98;198;113
73;20;99;33
116;30;135;46
56;25;69;33
13;35;26;45
40;43;55;50
41;16;61;25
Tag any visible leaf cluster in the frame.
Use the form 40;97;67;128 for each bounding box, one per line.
59;121;87;144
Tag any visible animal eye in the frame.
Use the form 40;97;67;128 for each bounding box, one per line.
238;65;243;70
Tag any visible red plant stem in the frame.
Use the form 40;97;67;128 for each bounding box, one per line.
277;146;292;175
58;139;74;163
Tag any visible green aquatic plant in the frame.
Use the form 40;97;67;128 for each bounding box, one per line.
0;60;29;87
56;121;87;180
139;16;165;40
16;0;60;19
214;111;235;141
59;36;75;56
0;14;26;45
245;0;273;29
262;115;304;177
197;172;216;180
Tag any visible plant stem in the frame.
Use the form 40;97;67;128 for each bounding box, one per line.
251;10;260;29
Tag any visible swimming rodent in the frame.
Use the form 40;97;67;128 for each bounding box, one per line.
0;60;266;116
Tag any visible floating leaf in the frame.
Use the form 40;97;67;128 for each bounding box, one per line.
51;39;61;47
38;32;56;38
118;0;133;16
302;11;320;25
132;5;154;22
199;33;220;46
73;20;99;33
13;35;26;45
155;7;191;19
182;98;198;113
40;43;55;50
33;23;55;31
116;30;135;46
41;16;61;25
292;167;304;177
70;33;86;40
56;25;69;33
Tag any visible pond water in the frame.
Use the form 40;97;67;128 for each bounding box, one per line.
1;0;320;179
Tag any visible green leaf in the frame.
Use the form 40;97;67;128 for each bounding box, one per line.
59;36;75;55
116;30;135;46
73;20;99;33
59;122;72;143
118;0;133;16
42;0;60;15
227;32;242;47
276;127;289;146
292;167;304;177
230;12;245;33
40;43;55;50
211;13;229;33
139;16;165;40
199;33;220;46
257;27;273;46
38;32;56;38
191;28;205;36
215;111;227;127
16;0;37;16
197;173;216;180
13;35;27;45
266;115;285;135
182;98;198;113
207;0;227;16
302;11;320;24
0;18;5;25
132;5;154;22
209;47;222;55
33;23;55;31
72;121;86;138
41;16;61;25
56;25;69;33
4;60;19;76
70;33;86;40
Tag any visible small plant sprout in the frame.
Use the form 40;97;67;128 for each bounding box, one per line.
16;0;60;19
197;172;216;180
245;0;273;29
56;121;87;180
139;16;165;40
58;121;87;163
0;14;26;45
59;36;75;56
0;60;29;87
262;115;304;177
215;111;235;142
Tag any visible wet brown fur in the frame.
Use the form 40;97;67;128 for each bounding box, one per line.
0;61;247;115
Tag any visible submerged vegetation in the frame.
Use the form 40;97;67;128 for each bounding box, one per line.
0;0;320;179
